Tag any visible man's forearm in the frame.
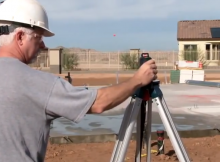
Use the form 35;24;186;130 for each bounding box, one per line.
89;78;142;113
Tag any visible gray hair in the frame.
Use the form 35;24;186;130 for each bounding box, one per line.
0;21;34;46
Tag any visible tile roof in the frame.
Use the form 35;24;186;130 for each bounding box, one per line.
177;19;220;40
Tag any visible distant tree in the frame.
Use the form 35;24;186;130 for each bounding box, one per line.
120;53;130;69
62;49;80;70
120;53;139;69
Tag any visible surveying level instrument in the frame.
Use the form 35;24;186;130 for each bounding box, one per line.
110;53;190;162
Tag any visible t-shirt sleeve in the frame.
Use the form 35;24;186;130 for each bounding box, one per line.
45;77;97;123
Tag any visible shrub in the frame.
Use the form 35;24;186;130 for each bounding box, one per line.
120;53;139;69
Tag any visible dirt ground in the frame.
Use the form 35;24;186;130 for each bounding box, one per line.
45;135;220;162
57;72;220;86
45;72;220;162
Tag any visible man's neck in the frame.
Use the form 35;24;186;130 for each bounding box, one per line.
0;45;27;63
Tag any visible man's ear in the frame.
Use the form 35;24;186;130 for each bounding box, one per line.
15;31;24;46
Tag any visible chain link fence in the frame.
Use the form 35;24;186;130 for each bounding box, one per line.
29;49;220;72
29;49;50;69
61;50;179;71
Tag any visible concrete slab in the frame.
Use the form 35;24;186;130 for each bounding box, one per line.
50;84;220;138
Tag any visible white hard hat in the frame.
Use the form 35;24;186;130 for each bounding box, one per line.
0;0;54;37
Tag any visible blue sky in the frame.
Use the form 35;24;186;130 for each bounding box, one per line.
38;0;220;52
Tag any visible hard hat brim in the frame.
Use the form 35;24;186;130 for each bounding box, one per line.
43;29;55;37
11;21;55;37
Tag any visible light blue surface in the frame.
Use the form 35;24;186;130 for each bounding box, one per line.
50;84;220;137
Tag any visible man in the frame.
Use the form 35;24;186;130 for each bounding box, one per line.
0;0;158;161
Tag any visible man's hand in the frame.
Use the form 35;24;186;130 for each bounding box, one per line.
131;59;158;87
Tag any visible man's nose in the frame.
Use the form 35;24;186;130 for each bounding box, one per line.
39;41;46;49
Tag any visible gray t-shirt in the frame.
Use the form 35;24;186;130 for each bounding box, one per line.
0;57;97;162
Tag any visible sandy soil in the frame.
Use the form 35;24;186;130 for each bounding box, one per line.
45;135;220;162
56;72;220;86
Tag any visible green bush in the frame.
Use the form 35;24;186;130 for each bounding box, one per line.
62;53;79;70
120;53;139;69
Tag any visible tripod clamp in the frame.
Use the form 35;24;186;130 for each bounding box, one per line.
132;80;162;100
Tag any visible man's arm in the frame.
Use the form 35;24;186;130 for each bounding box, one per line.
45;59;157;122
88;59;158;114
87;78;141;114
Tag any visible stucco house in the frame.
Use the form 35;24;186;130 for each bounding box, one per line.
177;19;220;66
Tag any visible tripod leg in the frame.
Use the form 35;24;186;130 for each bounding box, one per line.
110;99;135;162
146;98;153;162
135;101;146;162
135;102;141;162
153;96;191;162
113;98;143;162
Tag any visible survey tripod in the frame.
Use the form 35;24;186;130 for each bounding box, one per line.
110;53;190;162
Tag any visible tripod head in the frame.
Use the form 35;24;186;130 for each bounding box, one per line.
139;53;160;85
132;53;152;99
139;53;154;82
139;53;152;65
132;53;161;99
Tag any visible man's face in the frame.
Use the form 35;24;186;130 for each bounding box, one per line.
19;28;46;64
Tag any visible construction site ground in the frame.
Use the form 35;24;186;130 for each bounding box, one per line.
45;135;220;162
57;72;220;86
45;72;220;162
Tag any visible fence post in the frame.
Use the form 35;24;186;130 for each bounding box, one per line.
109;52;110;69
47;48;49;67
87;50;89;70
118;51;120;70
88;50;91;70
164;71;167;84
116;71;119;84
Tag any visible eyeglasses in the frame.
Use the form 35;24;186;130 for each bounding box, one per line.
33;33;43;42
25;32;43;42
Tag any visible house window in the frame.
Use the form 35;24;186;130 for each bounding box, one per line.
212;44;220;60
206;44;210;60
206;44;220;60
183;45;198;61
210;28;220;38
